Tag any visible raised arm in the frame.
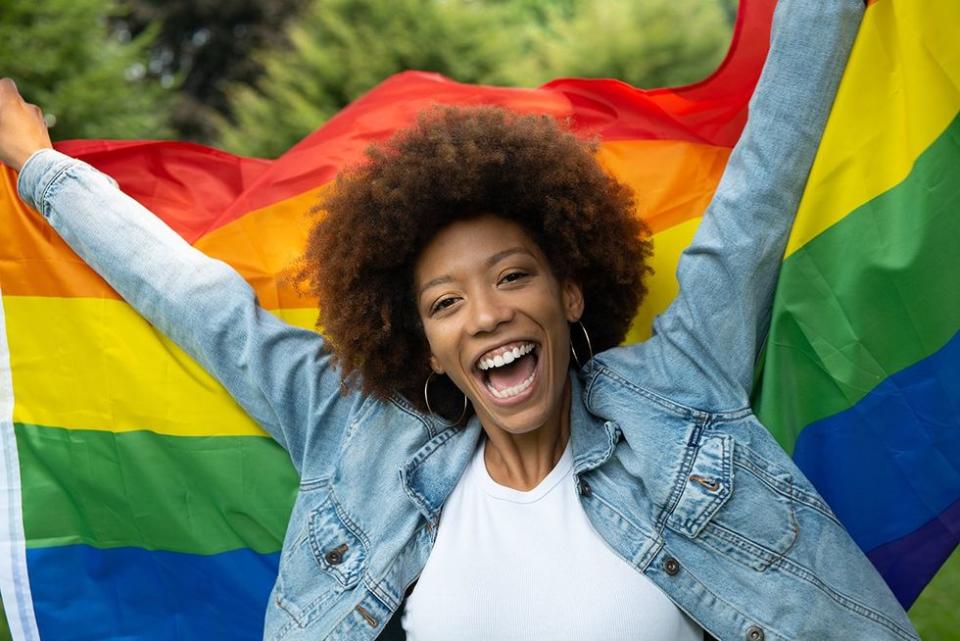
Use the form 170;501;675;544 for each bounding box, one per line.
2;84;363;477
603;0;864;411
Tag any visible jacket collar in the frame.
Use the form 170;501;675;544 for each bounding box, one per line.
400;369;621;526
568;368;623;475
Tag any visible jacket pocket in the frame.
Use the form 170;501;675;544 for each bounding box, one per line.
274;491;368;629
667;434;734;537
667;434;800;572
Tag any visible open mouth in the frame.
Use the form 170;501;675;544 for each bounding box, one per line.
474;341;541;404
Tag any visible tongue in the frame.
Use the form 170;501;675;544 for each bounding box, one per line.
487;353;536;391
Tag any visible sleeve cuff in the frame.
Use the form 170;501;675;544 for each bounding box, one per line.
15;148;80;217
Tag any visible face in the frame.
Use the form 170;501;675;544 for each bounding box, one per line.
415;214;583;434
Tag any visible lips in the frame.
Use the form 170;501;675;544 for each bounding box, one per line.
475;340;537;371
471;340;542;406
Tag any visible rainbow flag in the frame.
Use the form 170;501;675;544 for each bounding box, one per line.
753;0;960;610
0;0;954;638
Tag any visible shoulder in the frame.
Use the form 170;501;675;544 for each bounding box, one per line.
584;342;748;417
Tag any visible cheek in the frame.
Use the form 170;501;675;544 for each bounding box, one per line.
552;328;572;365
547;316;573;369
422;323;459;371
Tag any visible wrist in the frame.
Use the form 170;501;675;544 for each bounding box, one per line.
11;143;53;173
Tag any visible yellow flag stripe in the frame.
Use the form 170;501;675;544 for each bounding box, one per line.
6;296;314;436
785;0;960;257
626;216;702;343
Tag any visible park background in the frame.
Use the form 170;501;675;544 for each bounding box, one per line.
0;0;956;638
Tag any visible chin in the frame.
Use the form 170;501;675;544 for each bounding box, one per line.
474;376;567;435
487;409;553;434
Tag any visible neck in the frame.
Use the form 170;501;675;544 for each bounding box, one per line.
481;378;571;491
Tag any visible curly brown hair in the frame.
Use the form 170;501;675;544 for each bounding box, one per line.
293;105;652;419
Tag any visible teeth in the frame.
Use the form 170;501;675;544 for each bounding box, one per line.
486;370;536;399
478;342;535;371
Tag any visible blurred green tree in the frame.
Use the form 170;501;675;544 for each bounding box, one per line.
215;0;733;158
113;0;308;144
215;0;528;158
501;0;731;89
718;0;738;25
0;0;175;141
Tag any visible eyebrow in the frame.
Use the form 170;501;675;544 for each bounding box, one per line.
417;246;531;300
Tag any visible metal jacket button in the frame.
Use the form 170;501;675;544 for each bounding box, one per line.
689;474;721;492
325;543;349;565
579;479;592;497
356;604;379;628
664;556;680;576
746;625;764;641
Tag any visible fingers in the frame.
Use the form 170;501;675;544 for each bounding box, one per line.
0;79;49;126
0;78;26;115
0;77;21;100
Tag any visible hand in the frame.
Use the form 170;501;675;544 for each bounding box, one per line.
0;78;53;172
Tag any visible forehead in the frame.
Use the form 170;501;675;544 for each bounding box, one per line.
414;215;545;282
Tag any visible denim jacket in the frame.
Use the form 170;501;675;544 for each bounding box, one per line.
17;1;920;639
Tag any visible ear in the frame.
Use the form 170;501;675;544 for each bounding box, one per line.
429;354;444;375
562;279;585;323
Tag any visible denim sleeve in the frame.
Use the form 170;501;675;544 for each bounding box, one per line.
611;0;864;411
16;150;362;477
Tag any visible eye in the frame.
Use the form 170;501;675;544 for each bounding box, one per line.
500;271;528;284
430;296;459;315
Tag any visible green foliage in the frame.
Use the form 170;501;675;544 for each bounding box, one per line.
215;0;734;158
501;0;731;89
0;0;175;141
910;546;960;640
216;0;526;158
718;0;738;26
112;0;308;143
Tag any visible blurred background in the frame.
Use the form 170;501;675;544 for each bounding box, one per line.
0;0;956;637
2;0;737;156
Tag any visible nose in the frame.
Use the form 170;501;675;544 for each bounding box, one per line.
466;289;513;335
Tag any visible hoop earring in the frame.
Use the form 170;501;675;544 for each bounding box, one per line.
569;320;594;368
424;372;469;424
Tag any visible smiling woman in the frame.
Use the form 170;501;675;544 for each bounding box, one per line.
415;215;585;489
293;106;651;425
289;105;706;640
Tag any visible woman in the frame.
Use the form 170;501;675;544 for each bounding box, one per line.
0;0;920;639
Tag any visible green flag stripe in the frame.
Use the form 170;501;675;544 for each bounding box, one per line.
756;112;960;450
17;423;298;555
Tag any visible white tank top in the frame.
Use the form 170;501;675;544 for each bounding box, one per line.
402;436;704;641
